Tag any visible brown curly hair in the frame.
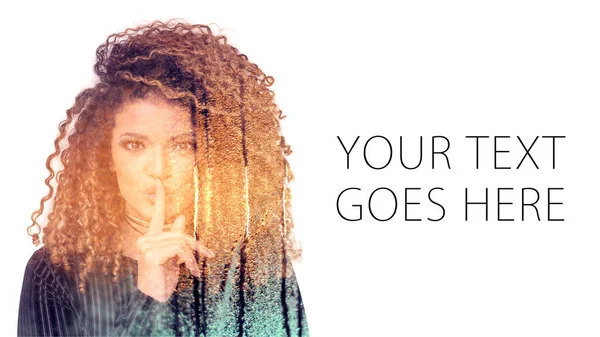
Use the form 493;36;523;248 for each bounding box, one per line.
28;20;299;294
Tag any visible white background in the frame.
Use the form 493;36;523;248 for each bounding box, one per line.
1;1;599;336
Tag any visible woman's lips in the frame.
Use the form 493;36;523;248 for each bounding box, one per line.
143;188;174;204
143;186;157;195
143;186;156;203
144;192;156;204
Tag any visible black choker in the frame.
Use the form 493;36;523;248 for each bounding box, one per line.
125;212;149;227
125;212;173;235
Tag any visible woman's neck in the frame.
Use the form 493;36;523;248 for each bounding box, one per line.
120;220;143;260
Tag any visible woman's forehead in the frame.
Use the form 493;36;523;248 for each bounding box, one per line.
114;100;193;133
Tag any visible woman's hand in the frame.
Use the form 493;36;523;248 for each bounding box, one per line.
136;179;215;302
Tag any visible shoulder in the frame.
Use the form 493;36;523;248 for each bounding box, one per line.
24;246;53;274
22;246;71;286
21;246;77;305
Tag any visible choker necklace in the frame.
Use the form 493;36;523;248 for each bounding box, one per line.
125;219;145;235
125;212;150;227
124;213;147;235
124;212;173;235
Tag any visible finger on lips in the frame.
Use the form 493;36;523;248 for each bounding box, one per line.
137;179;215;277
148;178;166;235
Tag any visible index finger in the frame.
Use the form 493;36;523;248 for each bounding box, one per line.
148;178;165;234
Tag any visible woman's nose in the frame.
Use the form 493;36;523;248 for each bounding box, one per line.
147;147;170;179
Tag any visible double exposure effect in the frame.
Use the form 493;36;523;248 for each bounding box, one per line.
18;21;308;337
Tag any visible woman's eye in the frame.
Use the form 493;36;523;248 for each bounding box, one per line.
125;141;144;151
173;142;194;151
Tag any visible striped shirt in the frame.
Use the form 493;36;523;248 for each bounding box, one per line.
18;247;309;336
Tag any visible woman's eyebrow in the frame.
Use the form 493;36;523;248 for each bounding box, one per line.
119;132;149;140
169;133;195;141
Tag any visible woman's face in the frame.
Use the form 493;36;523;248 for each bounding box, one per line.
111;99;196;223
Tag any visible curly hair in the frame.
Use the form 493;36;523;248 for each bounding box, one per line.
28;20;299;294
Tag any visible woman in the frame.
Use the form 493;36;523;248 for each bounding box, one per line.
18;20;308;337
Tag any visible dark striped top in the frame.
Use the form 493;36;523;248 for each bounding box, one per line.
18;247;309;337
